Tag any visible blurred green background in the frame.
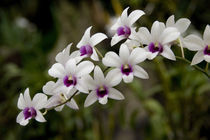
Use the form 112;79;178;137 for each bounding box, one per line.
0;0;210;140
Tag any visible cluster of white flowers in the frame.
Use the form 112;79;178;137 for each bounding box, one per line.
17;7;209;126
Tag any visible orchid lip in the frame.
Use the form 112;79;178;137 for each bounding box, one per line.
203;45;210;55
121;64;133;76
148;42;163;53
96;85;109;98
80;45;93;56
23;107;37;120
117;26;131;37
63;75;77;87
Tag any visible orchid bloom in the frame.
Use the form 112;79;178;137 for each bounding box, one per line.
17;88;47;126
48;58;94;93
166;15;191;36
84;66;124;107
56;43;82;66
43;80;79;111
183;25;210;65
76;26;107;61
133;21;180;60
102;44;149;83
110;7;145;46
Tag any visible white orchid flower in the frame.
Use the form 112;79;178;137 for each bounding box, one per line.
133;21;180;60
76;26;107;61
55;43;82;66
17;88;47;126
42;80;79;111
84;66;124;107
166;15;191;35
48;58;94;93
110;7;145;46
183;25;210;65
102;44;149;83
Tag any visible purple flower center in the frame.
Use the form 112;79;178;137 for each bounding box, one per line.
63;75;77;87
80;45;93;56
96;85;108;98
117;26;131;37
204;45;210;55
148;42;163;53
23;107;37;120
121;64;133;76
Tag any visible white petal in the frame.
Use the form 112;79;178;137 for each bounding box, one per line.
16;111;29;126
45;95;60;108
90;33;107;46
94;66;105;84
137;27;152;44
66;99;79;110
48;63;65;78
32;93;47;109
120;7;129;24
75;79;89;93
76;61;94;77
65;59;76;75
160;27;180;44
24;88;31;107
183;35;204;51
84;91;98;107
146;51;158;60
67;87;78;97
166;15;175;27
55;105;64;112
55;43;72;65
133;65;149;79
161;46;176;61
204;55;210;63
102;52;121;67
175;18;191;33
111;18;122;31
203;25;210;45
94;66;105;85
90;48;99;61
151;21;165;41
42;81;57;95
17;93;26;109
111;34;126;46
70;50;83;63
98;95;108;105
105;68;122;87
77;26;92;48
129;48;148;65
122;73;134;83
191;51;204;65
108;88;124;100
119;44;130;63
35;110;46;122
128;10;145;26
83;75;96;90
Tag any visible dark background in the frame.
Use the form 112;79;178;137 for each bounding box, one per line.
0;0;210;139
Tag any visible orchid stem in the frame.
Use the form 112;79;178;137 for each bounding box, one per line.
42;91;78;115
205;63;209;73
175;56;209;78
178;38;185;58
94;47;104;59
103;67;110;73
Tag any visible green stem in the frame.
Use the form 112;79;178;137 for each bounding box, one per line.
178;38;185;58
42;91;78;115
175;56;209;78
94;47;104;59
205;63;209;73
103;67;110;73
